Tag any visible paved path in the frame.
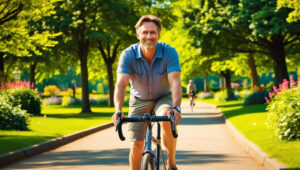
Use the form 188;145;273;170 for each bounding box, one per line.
4;101;263;170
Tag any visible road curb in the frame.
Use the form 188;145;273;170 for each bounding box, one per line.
0;122;114;168
214;107;288;170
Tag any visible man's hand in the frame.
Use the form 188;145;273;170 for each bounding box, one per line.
112;112;124;125
167;109;181;126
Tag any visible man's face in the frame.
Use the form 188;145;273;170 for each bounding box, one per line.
137;22;160;49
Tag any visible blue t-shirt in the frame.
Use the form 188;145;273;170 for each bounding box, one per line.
117;42;181;100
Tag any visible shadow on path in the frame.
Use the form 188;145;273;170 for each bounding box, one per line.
182;113;221;116
180;116;225;125
12;149;130;169
176;151;240;165
13;149;242;169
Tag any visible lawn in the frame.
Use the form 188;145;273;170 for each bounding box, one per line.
0;105;129;154
199;99;300;168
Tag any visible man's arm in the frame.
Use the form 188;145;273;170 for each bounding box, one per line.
168;71;182;125
112;73;130;124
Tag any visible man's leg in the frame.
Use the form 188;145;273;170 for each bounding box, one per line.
129;141;144;170
154;93;178;168
128;95;155;170
160;108;177;168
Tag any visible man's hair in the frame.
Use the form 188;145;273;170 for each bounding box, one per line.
135;15;161;33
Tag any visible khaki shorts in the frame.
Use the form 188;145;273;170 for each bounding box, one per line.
128;93;173;142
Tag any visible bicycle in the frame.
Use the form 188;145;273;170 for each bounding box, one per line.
189;90;195;112
116;110;178;170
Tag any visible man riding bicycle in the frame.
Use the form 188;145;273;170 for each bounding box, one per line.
112;15;182;170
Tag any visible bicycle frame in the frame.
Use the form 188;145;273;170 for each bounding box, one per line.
144;120;162;170
116;111;178;170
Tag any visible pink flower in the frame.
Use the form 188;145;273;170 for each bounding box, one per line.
279;84;283;91
269;92;274;99
265;96;270;104
273;86;280;93
1;81;31;90
298;77;300;86
282;79;289;90
1;84;5;90
290;76;295;88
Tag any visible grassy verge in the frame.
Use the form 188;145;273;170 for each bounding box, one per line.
0;105;129;155
199;99;300;168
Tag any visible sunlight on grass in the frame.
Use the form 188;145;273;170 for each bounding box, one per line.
199;99;300;168
0;105;129;154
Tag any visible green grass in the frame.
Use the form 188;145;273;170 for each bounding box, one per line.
199;99;300;168
0;105;129;154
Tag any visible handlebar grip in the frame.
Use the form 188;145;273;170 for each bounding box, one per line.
116;112;125;141
170;110;178;138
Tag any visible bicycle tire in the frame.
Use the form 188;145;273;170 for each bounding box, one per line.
141;153;155;170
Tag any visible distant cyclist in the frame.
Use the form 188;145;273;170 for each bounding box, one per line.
187;79;197;107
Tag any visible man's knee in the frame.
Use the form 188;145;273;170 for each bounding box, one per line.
130;141;144;152
157;107;170;116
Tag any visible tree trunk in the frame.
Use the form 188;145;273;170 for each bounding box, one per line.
80;49;91;113
221;69;234;100
98;40;121;107
248;53;260;90
219;76;223;90
76;30;91;113
107;62;114;107
30;62;37;89
0;52;4;84
204;72;208;92
268;34;289;86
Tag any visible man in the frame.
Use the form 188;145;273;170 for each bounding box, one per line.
112;15;182;170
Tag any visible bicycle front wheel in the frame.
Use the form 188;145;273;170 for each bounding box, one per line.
141;153;155;170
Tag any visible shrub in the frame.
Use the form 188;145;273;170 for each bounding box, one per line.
90;97;108;106
267;86;300;141
59;88;73;97
214;90;228;102
0;98;30;130
43;96;62;105
61;96;81;106
198;92;213;99
265;81;275;92
43;85;60;96
1;81;32;90
8;87;42;115
243;91;268;106
238;89;252;99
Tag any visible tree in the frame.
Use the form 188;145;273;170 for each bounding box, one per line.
238;0;300;85
48;0;106;113
183;0;300;87
88;0;176;107
277;0;300;22
0;0;60;84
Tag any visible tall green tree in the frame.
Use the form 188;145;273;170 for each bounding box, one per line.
0;0;60;84
49;0;105;112
238;0;300;86
277;0;300;22
89;0;176;107
49;0;177;110
183;0;300;87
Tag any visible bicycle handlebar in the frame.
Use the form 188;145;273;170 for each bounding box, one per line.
116;110;178;141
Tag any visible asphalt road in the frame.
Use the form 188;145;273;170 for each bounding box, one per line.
4;101;263;170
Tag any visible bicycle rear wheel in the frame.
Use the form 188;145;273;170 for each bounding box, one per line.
190;97;194;112
141;153;155;170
